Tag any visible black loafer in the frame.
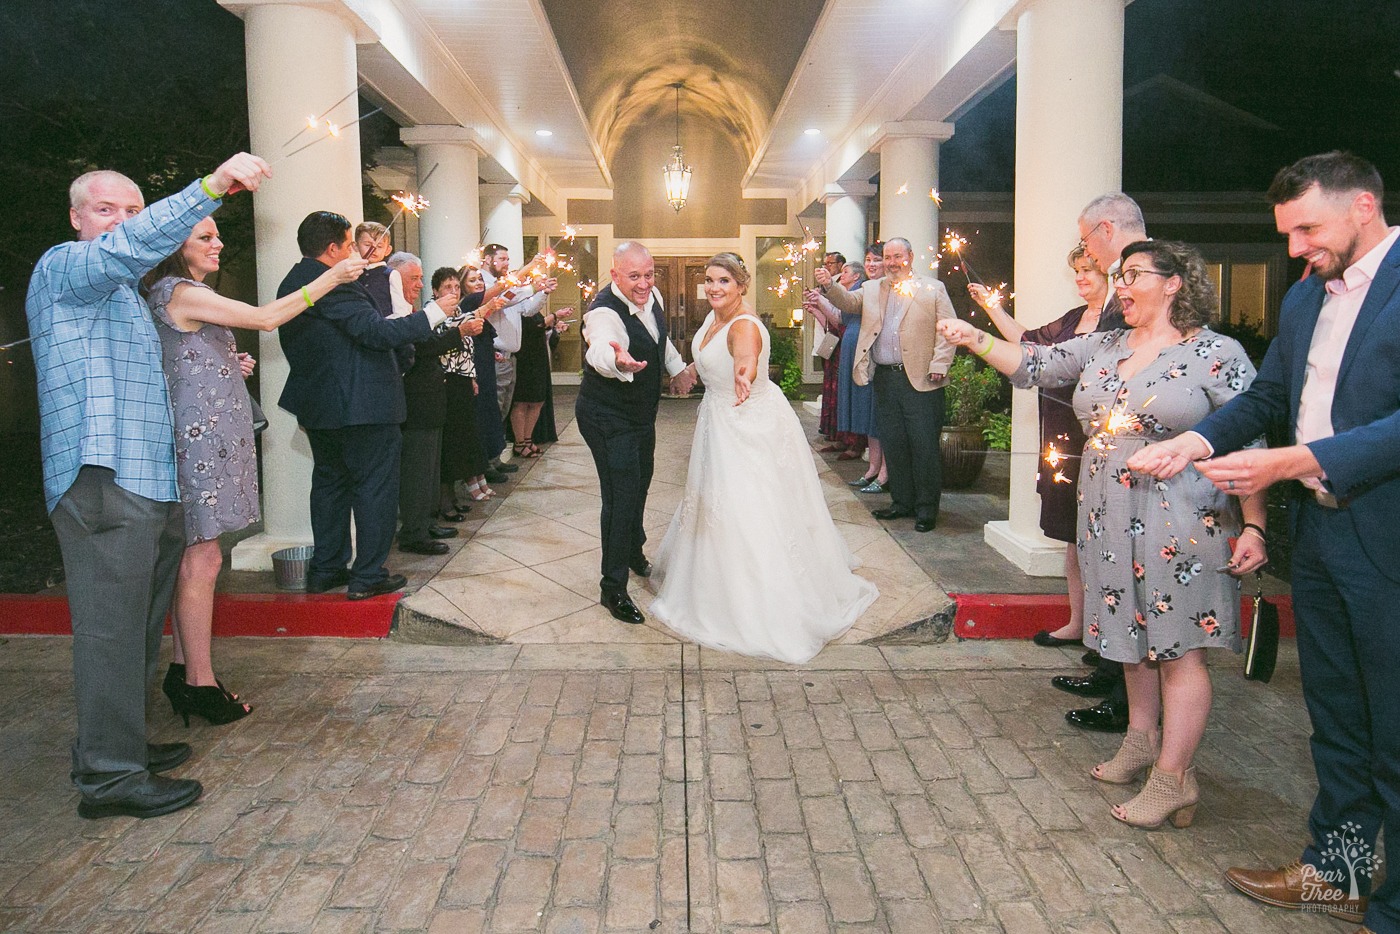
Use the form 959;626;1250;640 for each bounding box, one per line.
78;775;202;820
439;511;466;523
601;591;645;625
348;574;408;600
630;557;653;578
1065;697;1129;733
305;569;350;593
1033;630;1081;648
1081;650;1102;666
872;507;914;520
484;469;509;484
1051;672;1118;698
399;540;448;556
147;742;192;774
428;526;459;539
914;518;935;533
494;461;520;474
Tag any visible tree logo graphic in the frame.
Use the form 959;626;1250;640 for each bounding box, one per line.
1301;822;1383;913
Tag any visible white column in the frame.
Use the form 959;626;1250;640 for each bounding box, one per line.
820;182;876;265
479;184;529;265
400;127;484;275
225;1;365;570
985;0;1124;575
873;122;954;259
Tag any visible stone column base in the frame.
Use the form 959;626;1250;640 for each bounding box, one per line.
984;520;1064;577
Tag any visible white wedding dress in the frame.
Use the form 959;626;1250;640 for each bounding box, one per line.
648;311;879;663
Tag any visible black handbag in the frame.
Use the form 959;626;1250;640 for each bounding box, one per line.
1244;575;1279;683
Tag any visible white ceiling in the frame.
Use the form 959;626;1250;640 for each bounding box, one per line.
351;0;1025;215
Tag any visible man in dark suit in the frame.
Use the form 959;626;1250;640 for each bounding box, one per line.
277;211;450;600
1131;152;1400;932
576;241;696;623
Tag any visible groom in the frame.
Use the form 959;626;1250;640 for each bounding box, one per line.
577;242;696;623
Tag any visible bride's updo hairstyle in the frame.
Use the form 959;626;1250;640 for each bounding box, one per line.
706;252;751;294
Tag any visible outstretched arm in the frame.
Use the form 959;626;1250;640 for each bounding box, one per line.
167;255;367;332
728;318;762;405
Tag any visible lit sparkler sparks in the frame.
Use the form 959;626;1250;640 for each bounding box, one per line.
896;183;909;195
281;84;365;148
938;229;986;287
929;188;942;205
390;192;430;217
272;107;384;166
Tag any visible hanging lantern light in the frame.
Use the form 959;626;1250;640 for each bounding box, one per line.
662;83;692;213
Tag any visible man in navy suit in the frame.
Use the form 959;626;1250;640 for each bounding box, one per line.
277;211;450;600
1130;152;1400;932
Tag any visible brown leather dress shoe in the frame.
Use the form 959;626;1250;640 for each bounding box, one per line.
1224;860;1367;922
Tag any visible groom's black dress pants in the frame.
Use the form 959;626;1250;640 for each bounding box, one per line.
575;400;655;596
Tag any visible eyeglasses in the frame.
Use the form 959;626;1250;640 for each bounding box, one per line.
1110;266;1170;287
1076;220;1107;251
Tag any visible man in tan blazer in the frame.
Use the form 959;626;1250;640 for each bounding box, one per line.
816;238;957;531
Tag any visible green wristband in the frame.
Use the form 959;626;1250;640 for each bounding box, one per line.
200;175;223;201
300;286;313;308
972;332;995;359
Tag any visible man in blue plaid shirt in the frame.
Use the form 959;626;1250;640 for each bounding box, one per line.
26;153;270;820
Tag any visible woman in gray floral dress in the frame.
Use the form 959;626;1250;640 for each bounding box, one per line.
143;217;363;724
940;240;1269;831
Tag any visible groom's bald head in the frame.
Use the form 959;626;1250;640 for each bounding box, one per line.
611;241;655;307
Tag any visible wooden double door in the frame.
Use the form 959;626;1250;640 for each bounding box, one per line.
652;256;712;364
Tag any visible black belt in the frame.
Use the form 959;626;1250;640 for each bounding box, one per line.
874;362;905;371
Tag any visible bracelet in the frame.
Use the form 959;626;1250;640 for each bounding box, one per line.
1241;522;1266;538
200;175;223;201
972;331;995;359
300;286;313;308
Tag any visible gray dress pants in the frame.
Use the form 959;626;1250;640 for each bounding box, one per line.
49;466;184;801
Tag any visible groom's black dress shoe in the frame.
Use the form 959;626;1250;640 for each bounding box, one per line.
1065;697;1129;733
872;507;914;521
1051;671;1117;698
602;591;645;625
78;775;203;820
305;569;351;593
147;742;192;774
914;518;936;533
630;556;652;578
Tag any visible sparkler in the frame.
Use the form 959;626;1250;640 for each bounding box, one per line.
940;229;986;287
271;107;384;166
896;183;909;195
281;83;364;149
365;163;439;259
930;188;942;206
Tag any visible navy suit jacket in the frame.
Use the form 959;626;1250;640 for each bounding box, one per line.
276;257;434;429
1194;235;1400;580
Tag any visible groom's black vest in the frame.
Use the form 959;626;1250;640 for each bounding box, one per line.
577;287;667;424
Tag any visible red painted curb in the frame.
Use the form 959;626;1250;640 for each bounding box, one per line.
950;592;1295;640
0;593;396;639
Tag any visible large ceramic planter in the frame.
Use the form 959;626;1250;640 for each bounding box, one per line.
940;423;987;489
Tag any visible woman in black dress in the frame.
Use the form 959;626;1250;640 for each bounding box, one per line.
968;245;1110;647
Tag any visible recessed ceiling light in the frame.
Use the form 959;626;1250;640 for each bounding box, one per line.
536;129;553;137
804;128;820;136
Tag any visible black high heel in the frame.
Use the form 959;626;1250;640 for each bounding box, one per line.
170;684;252;727
162;663;187;716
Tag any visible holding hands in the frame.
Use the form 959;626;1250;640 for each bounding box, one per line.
670;364;697;395
1125;435;1210;481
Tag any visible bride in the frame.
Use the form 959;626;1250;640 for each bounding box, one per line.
648;252;879;663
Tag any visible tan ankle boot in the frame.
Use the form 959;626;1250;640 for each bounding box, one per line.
1113;765;1199;829
1092;728;1160;784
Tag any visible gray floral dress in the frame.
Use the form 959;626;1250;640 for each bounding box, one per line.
147;277;260;544
1011;328;1258;663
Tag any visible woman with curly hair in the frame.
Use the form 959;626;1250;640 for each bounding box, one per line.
939;240;1269;829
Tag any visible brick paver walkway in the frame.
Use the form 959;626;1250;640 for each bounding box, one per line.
0;636;1347;933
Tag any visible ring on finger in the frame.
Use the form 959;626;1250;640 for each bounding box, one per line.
1227;479;1235;490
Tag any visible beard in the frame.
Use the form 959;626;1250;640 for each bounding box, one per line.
1314;231;1362;280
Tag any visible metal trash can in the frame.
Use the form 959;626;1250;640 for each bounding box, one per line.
271;545;315;591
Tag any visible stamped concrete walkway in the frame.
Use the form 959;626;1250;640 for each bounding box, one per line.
396;397;947;645
0;635;1345;933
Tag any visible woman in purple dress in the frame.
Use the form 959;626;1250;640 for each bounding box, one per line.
968;245;1109;647
143;217;364;724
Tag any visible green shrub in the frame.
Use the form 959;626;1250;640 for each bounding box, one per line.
945;355;1004;427
982;411;1012;451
